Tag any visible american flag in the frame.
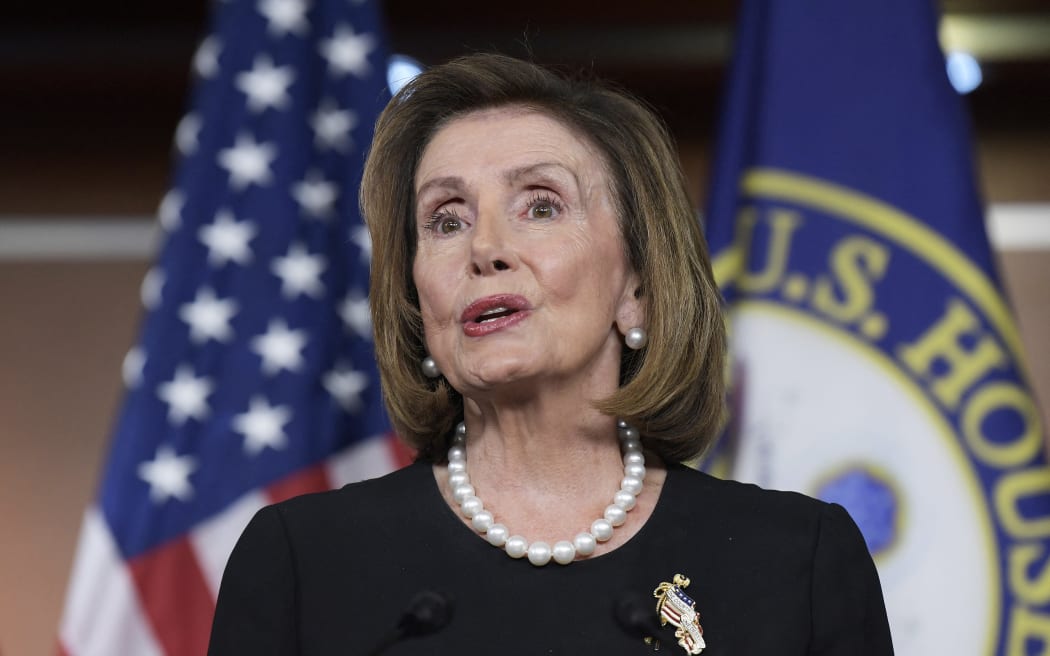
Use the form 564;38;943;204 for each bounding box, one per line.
658;586;705;654
57;1;409;654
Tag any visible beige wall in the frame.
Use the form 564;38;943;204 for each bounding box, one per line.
0;262;146;655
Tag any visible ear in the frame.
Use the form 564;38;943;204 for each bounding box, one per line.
614;270;646;336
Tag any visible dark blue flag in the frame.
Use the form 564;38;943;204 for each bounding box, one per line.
58;2;407;654
705;1;1050;653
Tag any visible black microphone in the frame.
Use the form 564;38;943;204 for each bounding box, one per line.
365;590;454;656
613;593;664;648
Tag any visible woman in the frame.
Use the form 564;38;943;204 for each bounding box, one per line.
209;54;893;655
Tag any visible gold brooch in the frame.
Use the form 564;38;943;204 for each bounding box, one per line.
653;574;706;654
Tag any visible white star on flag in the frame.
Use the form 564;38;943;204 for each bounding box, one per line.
319;25;376;77
339;292;371;339
122;346;146;389
179;287;239;343
157;365;215;425
272;242;327;298
251;319;308;375
292;171;339;219
257;0;310;36
194;35;222;79
218;132;277;190
236;55;296;113
351;224;372;264
140;267;165;310
175;113;202;156
158;189;184;232
137;445;199;504
199;209;257;266
233;396;292;455
311;99;357;151
324;363;369;412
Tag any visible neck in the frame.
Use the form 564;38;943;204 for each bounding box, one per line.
437;410;665;563
461;393;622;489
440;395;627;548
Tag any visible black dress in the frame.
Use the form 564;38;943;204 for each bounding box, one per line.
209;461;894;655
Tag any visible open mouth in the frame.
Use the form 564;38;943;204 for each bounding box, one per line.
460;295;531;336
473;307;518;323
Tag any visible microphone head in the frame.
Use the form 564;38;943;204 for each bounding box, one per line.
613;593;663;640
399;590;454;638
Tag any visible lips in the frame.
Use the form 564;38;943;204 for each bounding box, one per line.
460;294;531;337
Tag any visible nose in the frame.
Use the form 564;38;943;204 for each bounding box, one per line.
469;205;516;276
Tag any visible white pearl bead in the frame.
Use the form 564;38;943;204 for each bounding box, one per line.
448;471;469;489
617;419;628;428
623;450;645;467
625;327;647;350
448;445;466;463
618;426;639;441
613;489;637;510
487;524;509;547
452;483;475;503
447;460;466;474
461;495;483;518
471;510;494;532
621;439;642;454
421;356;441;378
591;518;613;542
574;532;597;556
505;535;528;558
527;542;552;566
604;504;627;527
625;463;646;479
456;422;467;436
552;541;576;565
621;476;644;495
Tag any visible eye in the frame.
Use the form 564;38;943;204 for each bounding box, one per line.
422;209;463;235
438;217;462;234
526;194;562;220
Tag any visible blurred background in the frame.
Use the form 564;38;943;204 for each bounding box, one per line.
1;0;1048;653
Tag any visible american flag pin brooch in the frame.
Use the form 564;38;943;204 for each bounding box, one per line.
653;574;706;654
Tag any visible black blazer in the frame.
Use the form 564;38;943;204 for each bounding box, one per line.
209;462;893;655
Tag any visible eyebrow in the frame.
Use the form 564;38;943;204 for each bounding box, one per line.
415;161;582;202
415;176;465;201
503;161;579;189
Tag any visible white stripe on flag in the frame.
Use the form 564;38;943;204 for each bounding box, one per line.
189;491;269;596
326;435;397;487
58;507;164;656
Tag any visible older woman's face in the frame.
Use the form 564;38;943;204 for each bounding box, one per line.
412;107;642;399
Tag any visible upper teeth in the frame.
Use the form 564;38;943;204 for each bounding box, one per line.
479;307;508;319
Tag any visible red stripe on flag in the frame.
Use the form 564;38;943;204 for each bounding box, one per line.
128;538;215;656
266;462;331;504
386;432;416;469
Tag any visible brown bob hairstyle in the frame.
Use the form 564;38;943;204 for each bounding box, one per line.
360;53;725;463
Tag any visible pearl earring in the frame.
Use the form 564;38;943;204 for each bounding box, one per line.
421;356;441;378
624;327;648;350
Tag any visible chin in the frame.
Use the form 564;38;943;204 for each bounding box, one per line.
458;357;539;391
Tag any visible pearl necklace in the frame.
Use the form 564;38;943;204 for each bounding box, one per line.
446;420;646;566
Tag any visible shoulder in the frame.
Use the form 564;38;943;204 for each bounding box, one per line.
662;464;874;573
270;461;434;529
666;463;845;534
